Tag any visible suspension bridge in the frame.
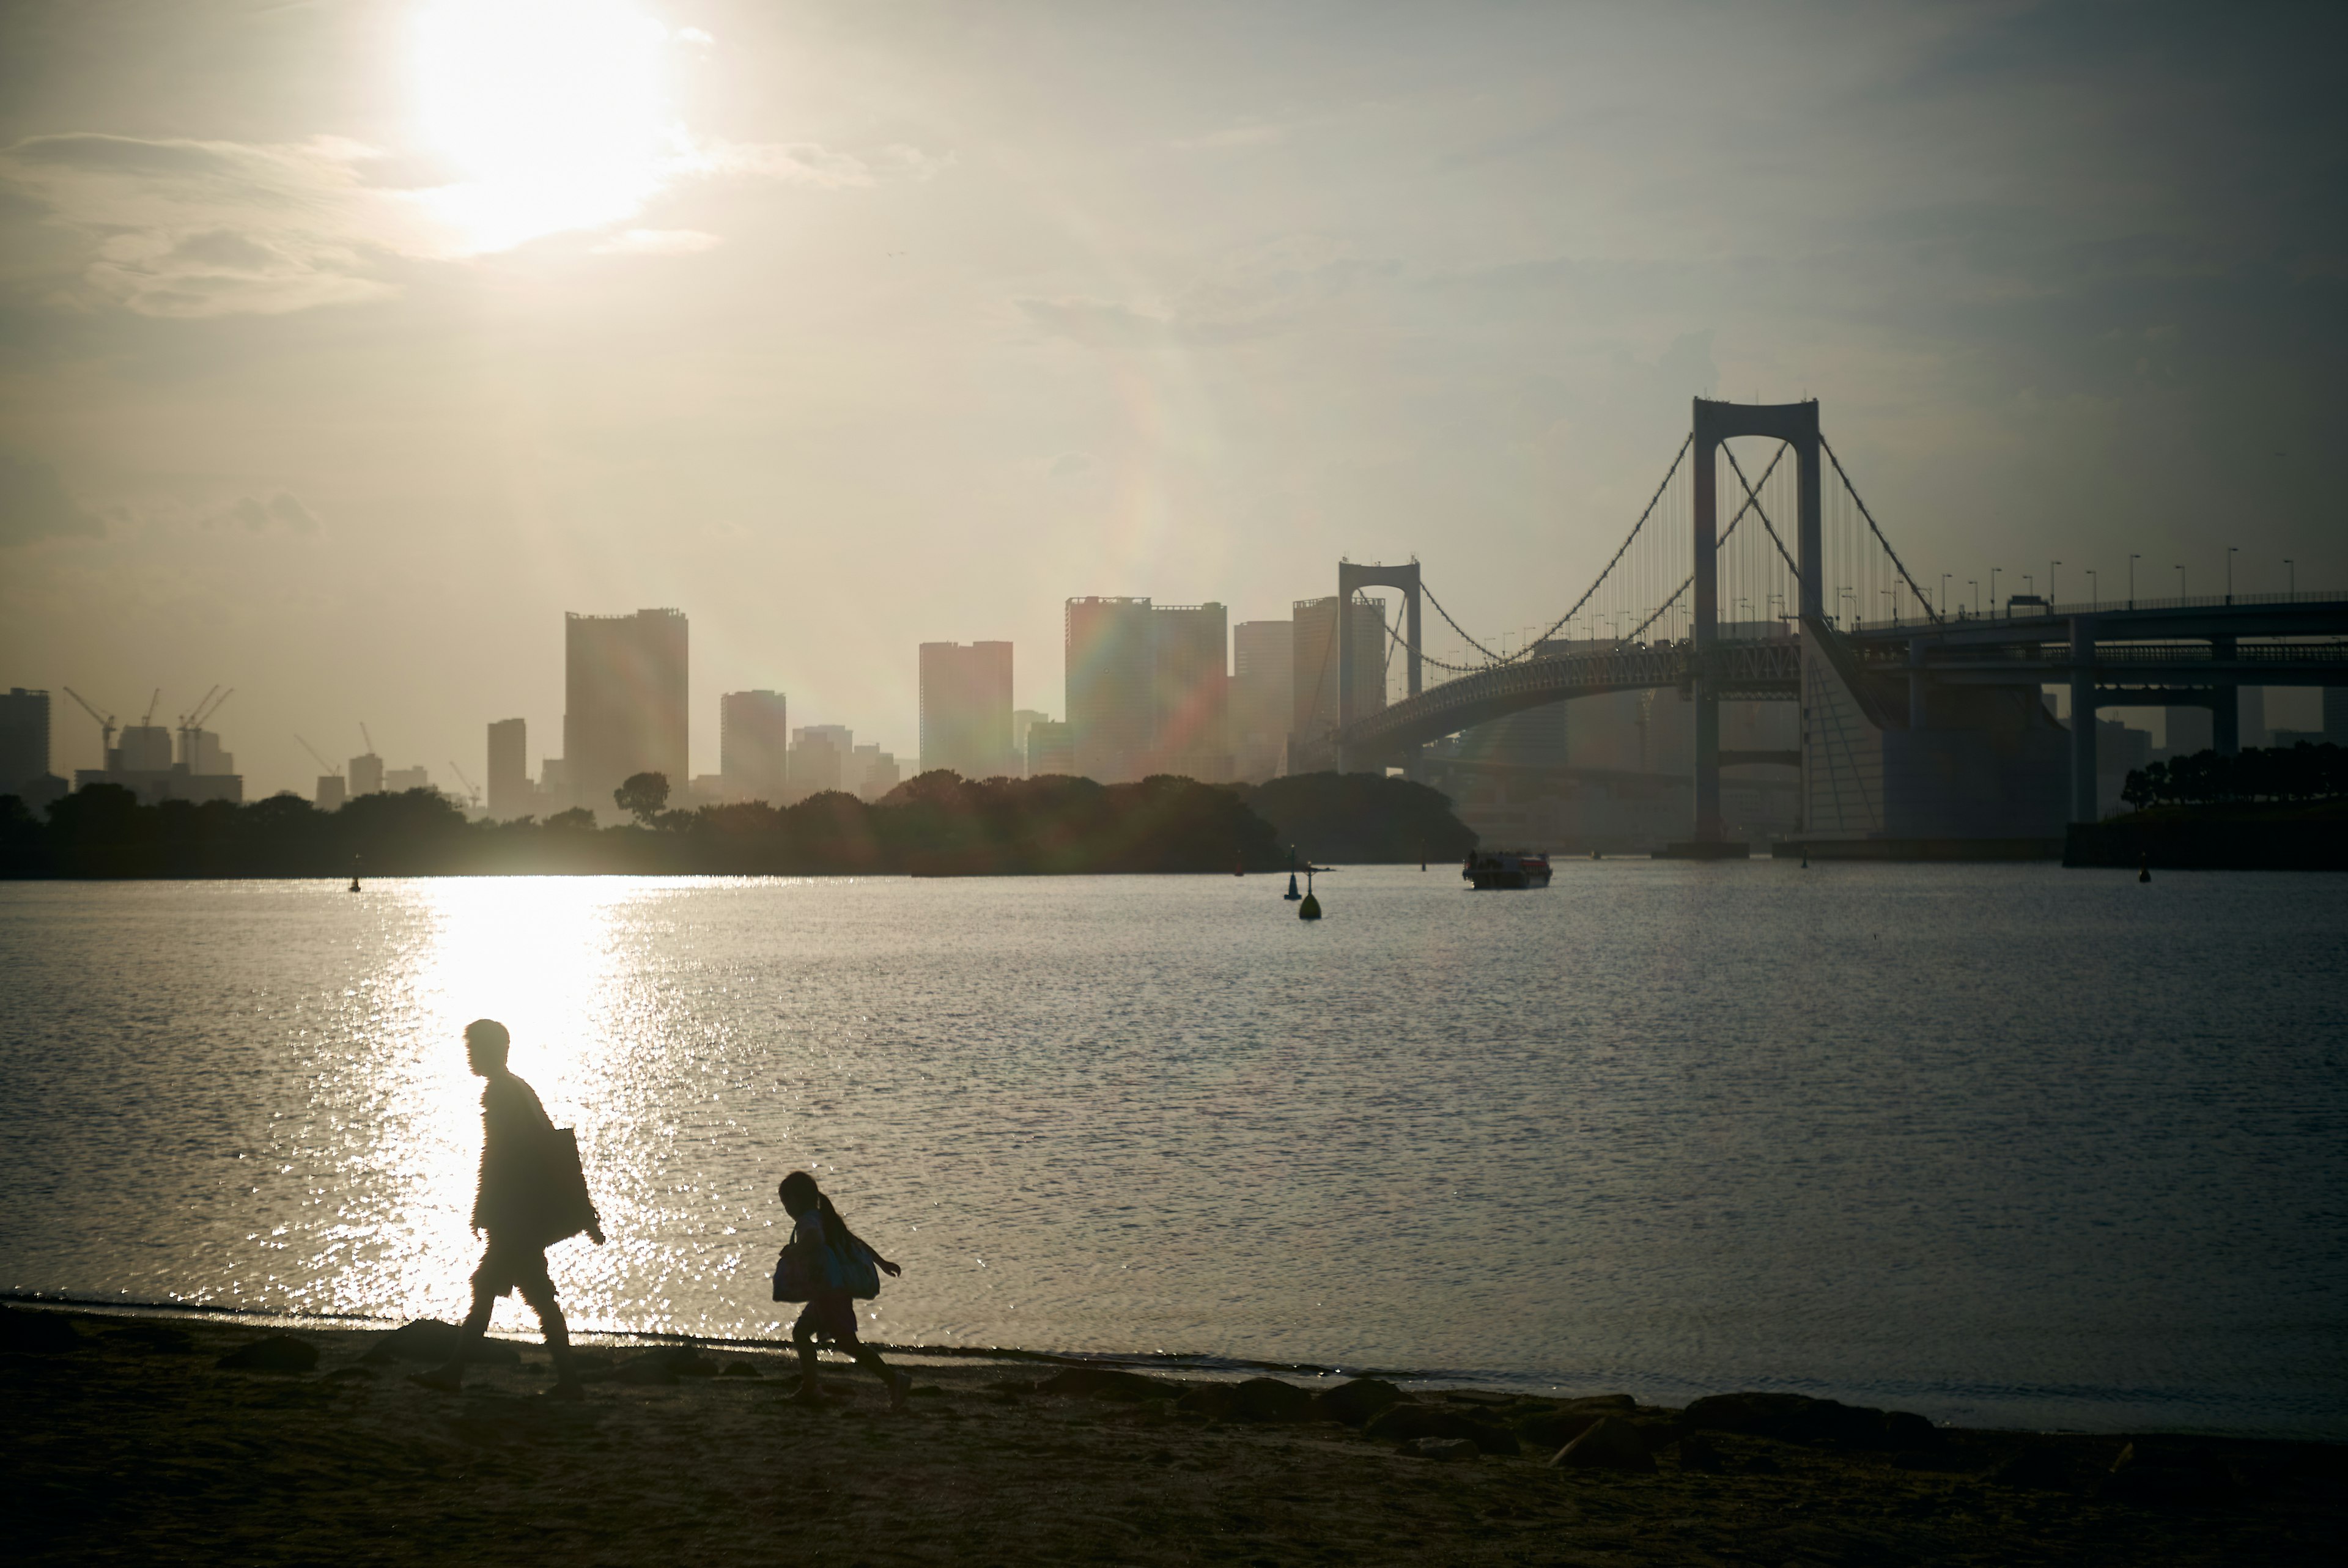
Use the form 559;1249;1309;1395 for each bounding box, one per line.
1310;398;2348;855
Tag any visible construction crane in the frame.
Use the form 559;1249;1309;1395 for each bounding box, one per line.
295;735;340;776
62;686;117;764
141;689;161;729
448;760;482;811
359;723;376;756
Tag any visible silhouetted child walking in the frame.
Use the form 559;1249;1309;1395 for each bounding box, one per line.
774;1171;908;1411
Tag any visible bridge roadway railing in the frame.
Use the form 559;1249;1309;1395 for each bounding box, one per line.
1338;635;1801;764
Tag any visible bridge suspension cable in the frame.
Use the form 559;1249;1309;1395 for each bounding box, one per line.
1419;433;1694;669
1822;436;1941;625
1612;443;1789;644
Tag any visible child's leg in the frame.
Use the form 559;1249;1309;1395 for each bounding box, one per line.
791;1311;823;1393
835;1327;909;1410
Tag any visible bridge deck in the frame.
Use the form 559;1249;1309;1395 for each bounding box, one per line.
1337;600;2348;765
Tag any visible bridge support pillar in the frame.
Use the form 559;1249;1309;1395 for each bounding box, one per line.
2069;616;2098;824
1336;560;1422;774
2212;637;2239;756
1692;397;1820;844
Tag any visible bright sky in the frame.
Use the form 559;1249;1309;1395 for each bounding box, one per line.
2;1;2342;794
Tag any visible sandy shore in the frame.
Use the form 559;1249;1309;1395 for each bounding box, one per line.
6;1305;2339;1566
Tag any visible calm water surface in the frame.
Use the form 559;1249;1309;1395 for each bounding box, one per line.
1;866;2341;1435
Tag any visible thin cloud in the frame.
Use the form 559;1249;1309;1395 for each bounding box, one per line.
593;229;723;256
0;128;948;317
0;451;105;547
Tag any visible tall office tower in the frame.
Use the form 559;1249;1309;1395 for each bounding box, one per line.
1290;596;1387;768
1229;622;1293;782
920;641;1014;778
349;750;385;795
1010;710;1050;778
1150;603;1228;781
385;765;431;793
1065;597;1156;784
2237;686;2268;751
790;724;851;798
487;718;530;819
2164;705;2212;758
564;607;689;817
1;687;49;791
719;690;789;803
537;757;569;811
1027;720;1074;778
2327;686;2348;743
849;742;901;800
117;724;174;771
316;775;347;811
179;728;234;775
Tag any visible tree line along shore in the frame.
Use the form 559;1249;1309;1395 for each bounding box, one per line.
0;769;1479;879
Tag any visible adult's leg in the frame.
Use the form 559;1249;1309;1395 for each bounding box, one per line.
515;1267;579;1391
412;1248;504;1391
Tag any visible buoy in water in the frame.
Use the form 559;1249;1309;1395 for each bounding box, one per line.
1283;872;1301;901
1298;891;1321;920
2138;853;2151;883
349;877;361;893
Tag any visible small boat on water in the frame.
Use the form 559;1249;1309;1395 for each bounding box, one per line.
1463;850;1552;890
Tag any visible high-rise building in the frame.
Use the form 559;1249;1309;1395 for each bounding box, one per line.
117;724;174;771
316;775;347;811
1066;597;1156;784
487;718;530;819
1027;720;1074;778
1290;596;1387;769
349;751;385;796
720;690;789;803
1150;603;1228;781
919;641;1014;779
385;765;431;793
1010;710;1050;778
2237;686;2268;751
1;687;50;792
847;742;901;801
790;724;851;799
180;728;233;775
565;608;688;819
1229;622;1292;782
2163;705;2212;759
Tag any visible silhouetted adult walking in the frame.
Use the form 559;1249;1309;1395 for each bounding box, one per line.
774;1171;908;1411
412;1018;602;1399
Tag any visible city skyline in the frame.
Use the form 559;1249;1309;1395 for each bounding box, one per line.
5;2;2342;800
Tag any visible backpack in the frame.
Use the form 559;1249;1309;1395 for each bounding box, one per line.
532;1126;602;1246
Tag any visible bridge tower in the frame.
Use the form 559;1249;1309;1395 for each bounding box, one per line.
1690;398;1821;846
1335;560;1423;771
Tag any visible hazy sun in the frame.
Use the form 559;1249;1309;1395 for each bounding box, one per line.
413;0;684;250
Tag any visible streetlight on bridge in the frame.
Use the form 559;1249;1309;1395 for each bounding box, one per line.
2050;560;2061;608
2087;569;2099;609
2287;558;2296;597
1990;567;2001;614
2129;553;2140;609
2226;546;2238;605
2176;564;2186;600
1968;579;1979;617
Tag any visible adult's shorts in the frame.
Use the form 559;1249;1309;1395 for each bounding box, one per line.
473;1239;556;1301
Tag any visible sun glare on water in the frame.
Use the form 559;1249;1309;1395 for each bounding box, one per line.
414;0;685;250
